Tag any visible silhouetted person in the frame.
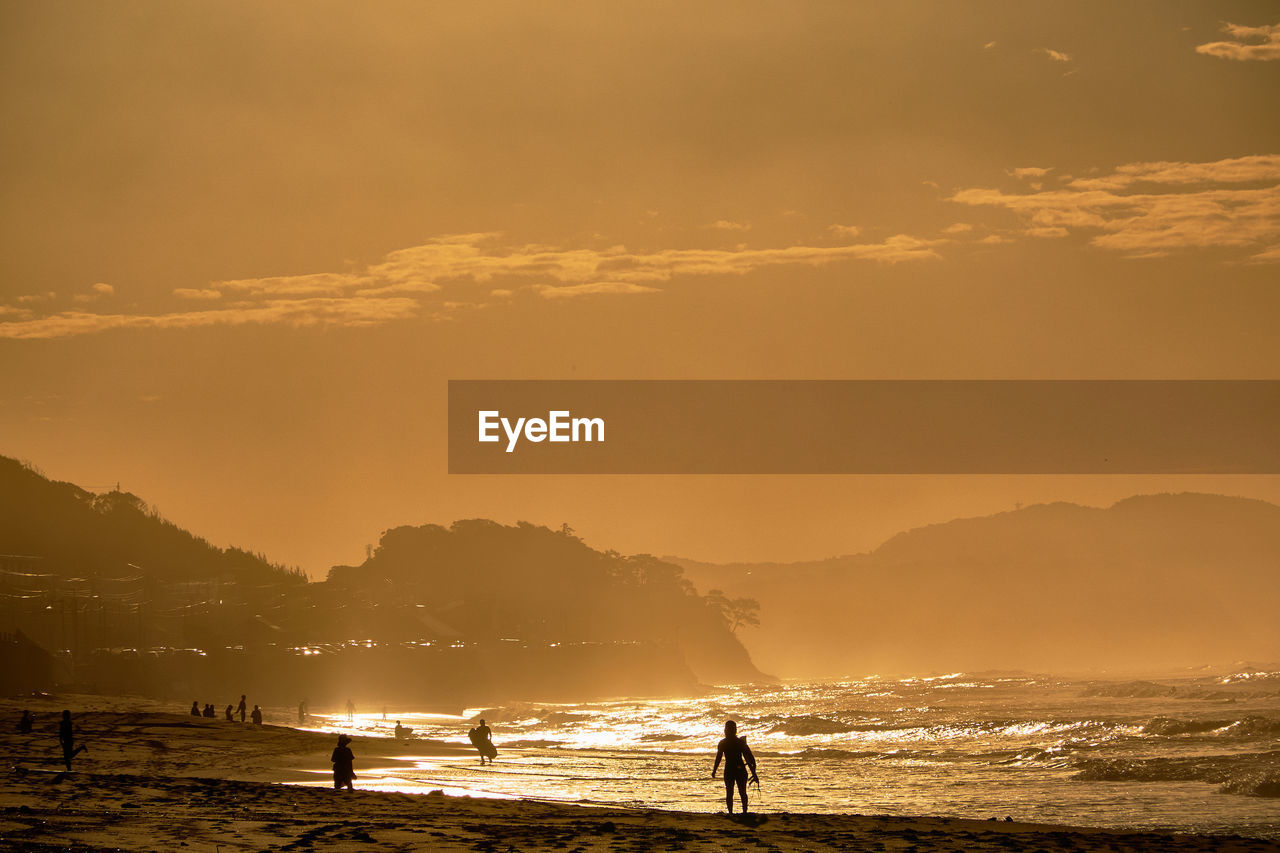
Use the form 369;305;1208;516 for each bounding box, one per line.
251;705;263;725
202;703;215;718
394;720;408;740
298;700;307;725
58;710;87;771
470;718;495;765
331;734;355;790
18;710;33;734
712;719;758;814
237;695;247;723
190;700;201;717
345;698;355;721
225;705;234;722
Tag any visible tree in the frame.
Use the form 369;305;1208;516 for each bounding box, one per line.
705;589;761;633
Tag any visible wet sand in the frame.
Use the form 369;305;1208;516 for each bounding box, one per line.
2;694;1277;852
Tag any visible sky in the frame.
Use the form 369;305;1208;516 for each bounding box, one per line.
2;1;1278;576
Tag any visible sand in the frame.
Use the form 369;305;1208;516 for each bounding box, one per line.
2;694;1277;852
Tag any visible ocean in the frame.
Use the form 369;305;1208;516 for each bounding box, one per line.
301;671;1280;840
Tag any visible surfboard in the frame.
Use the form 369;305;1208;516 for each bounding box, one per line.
468;727;498;759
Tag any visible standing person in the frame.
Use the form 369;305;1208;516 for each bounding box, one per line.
345;698;355;722
18;710;33;733
224;705;234;722
331;735;355;790
58;710;87;771
251;705;263;725
237;695;247;723
712;719;759;814
298;700;307;725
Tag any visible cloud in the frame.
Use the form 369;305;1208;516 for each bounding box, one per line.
983;41;997;50
950;154;1280;261
828;224;862;238
218;272;370;297
1036;48;1072;62
1;231;941;340
536;282;661;299
74;282;117;303
710;219;751;231
1067;154;1280;190
0;297;422;341
941;223;973;234
1009;167;1052;180
173;288;223;300
1196;21;1280;61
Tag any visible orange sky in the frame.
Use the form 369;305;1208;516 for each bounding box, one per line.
3;2;1278;576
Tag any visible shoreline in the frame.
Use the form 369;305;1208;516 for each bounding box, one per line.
3;694;1278;852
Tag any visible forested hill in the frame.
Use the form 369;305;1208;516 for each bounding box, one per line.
0;455;302;583
0;456;766;691
670;493;1280;678
324;519;766;683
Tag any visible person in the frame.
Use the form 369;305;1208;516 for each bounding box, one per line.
58;710;87;771
470;718;494;765
224;705;234;722
202;703;215;718
251;705;263;725
345;698;355;722
331;734;355;790
190;700;201;717
237;695;247;723
18;710;33;734
712;719;759;814
394;720;409;740
298;700;307;725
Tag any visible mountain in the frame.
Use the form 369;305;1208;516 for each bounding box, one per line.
321;519;765;685
669;494;1280;678
0;455;302;583
0;455;766;700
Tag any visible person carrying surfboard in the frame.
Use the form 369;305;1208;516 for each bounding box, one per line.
711;719;759;814
469;718;497;765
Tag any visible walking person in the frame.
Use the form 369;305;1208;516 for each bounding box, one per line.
331;735;356;790
469;718;496;765
58;710;87;771
712;719;759;814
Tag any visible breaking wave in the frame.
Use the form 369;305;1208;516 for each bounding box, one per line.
1141;716;1280;738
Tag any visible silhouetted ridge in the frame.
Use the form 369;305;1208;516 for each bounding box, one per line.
672;493;1280;677
0;455;301;583
1;457;767;700
322;519;765;684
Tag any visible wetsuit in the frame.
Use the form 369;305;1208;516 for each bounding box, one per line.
715;734;757;810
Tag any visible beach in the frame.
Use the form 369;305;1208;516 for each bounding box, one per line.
3;694;1278;852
